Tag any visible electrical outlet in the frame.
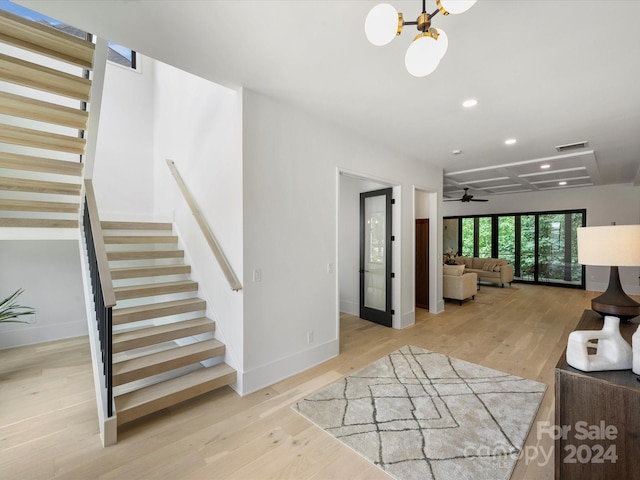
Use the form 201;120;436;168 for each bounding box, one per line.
307;331;314;344
327;263;334;274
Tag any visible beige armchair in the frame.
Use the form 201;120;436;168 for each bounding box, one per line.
443;264;477;305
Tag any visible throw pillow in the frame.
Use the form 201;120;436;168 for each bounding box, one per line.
443;264;465;276
482;262;496;271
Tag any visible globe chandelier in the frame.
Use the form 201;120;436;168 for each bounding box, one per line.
365;0;477;77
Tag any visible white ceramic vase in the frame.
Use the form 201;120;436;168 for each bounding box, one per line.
566;315;632;372
632;325;640;375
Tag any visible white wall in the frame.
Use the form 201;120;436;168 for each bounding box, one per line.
442;184;640;294
241;90;442;394
0;240;87;349
152;62;245;384
415;190;431;219
92;57;156;219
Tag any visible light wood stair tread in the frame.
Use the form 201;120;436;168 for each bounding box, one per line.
110;264;191;280
112;339;224;386
101;221;173;231
0;123;86;155
112;317;215;353
112;297;206;325
0;176;82;195
0;9;95;69
103;235;178;244
0;217;78;228
0;152;83;176
0;52;91;101
114;363;236;426
0;198;79;213
113;280;198;300
106;250;184;261
0;91;89;130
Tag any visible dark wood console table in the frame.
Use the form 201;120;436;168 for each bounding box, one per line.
555;309;640;479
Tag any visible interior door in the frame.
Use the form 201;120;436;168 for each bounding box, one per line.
359;188;392;327
415;219;429;309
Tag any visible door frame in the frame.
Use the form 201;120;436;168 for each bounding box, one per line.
359;187;393;327
337;170;401;328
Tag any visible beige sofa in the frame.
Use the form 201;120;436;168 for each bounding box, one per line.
442;264;477;305
454;256;514;287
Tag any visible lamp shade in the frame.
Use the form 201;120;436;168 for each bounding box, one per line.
577;225;640;266
437;0;477;15
433;28;449;59
405;34;441;77
365;3;400;46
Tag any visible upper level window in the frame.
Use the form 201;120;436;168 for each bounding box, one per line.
1;0;138;69
108;42;137;70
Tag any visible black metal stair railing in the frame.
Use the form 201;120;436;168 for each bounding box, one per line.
82;180;116;417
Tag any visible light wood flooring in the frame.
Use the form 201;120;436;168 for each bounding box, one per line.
1;283;623;479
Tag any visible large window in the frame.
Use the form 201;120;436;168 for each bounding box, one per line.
447;209;586;288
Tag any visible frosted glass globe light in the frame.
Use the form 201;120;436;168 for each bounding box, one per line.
438;0;477;15
405;35;441;77
433;28;448;59
365;3;400;46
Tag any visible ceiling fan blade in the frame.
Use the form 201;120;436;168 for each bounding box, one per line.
470;198;489;202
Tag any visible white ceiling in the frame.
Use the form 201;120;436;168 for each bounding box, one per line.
18;0;640;198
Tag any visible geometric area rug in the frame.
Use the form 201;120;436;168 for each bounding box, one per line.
293;345;547;480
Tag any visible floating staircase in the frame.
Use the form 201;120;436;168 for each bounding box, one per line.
0;9;90;229
103;221;236;427
1;9;237;438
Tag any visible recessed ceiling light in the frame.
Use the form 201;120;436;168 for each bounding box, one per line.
505;138;517;145
541;164;551;169
462;99;478;108
559;181;567;186
452;149;462;155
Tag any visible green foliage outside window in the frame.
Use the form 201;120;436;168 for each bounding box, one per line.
453;210;584;286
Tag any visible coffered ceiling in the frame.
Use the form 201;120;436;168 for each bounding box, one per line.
17;0;640;197
443;148;601;199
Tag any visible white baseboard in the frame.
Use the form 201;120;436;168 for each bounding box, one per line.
399;311;415;329
239;339;339;396
339;299;359;316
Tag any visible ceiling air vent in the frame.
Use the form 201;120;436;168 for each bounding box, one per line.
555;141;588;153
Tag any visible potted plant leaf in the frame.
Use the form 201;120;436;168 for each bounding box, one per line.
0;289;35;324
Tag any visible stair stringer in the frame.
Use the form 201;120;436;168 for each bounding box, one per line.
78;221;118;447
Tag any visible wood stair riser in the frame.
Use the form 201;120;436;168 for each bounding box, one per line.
112;318;215;353
114;281;198;301
112;298;206;326
112;341;225;386
115;365;236;426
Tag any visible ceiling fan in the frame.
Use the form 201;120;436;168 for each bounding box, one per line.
444;187;488;203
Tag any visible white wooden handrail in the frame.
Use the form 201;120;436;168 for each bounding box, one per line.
166;159;242;291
